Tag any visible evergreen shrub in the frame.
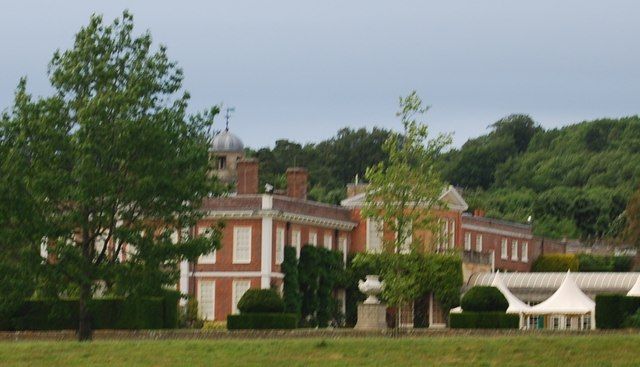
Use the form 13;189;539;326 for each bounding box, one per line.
531;254;579;272
282;246;301;315
237;289;284;314
596;294;640;329
5;296;172;331
450;312;518;329
460;286;508;312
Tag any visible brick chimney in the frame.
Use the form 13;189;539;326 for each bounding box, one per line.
236;158;259;195
473;209;486;217
286;167;308;200
346;183;368;198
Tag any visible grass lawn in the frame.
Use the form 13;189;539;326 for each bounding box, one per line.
1;334;639;366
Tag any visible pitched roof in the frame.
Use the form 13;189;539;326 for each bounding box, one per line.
627;274;640;297
527;271;595;315
340;185;468;211
491;271;531;314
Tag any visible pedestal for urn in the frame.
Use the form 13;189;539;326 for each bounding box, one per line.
354;275;387;330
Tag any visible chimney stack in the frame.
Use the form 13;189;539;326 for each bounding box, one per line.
346;183;368;198
236;158;259;195
473;209;486;217
286;167;308;200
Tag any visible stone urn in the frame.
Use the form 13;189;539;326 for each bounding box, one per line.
358;275;384;304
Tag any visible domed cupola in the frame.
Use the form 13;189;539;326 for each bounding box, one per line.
209;107;245;184
211;129;244;153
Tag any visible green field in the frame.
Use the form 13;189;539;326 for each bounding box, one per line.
1;335;639;366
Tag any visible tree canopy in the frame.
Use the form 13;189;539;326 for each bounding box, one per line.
358;91;451;312
248;127;391;204
0;11;222;340
443;115;640;241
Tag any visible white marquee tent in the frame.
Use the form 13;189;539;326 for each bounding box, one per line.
627;274;640;297
492;271;531;314
523;271;595;330
450;271;531;327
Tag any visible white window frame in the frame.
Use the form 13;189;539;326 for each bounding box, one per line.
324;233;333;250
292;228;301;258
197;280;215;320
475;234;483;252
439;220;448;251
275;227;285;265
339;236;348;266
449;220;456;249
366;218;383;253
464;233;471;251
501;238;508;260
511;240;518;261
397;219;412;254
309;231;318;246
522;242;529;262
232;280;251;315
232;226;252;264
198;226;216;264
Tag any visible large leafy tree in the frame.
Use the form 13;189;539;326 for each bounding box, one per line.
0;12;221;341
360;91;451;314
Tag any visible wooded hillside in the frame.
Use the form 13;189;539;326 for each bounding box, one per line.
247;115;640;241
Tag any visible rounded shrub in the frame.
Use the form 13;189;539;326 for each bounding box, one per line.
237;289;285;314
460;286;508;312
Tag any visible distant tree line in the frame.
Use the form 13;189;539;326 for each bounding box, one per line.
246;127;392;204
250;115;640;242
442;114;640;241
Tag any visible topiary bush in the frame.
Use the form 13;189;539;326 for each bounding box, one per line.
237;289;284;314
298;245;320;326
282;246;301;315
461;286;508;312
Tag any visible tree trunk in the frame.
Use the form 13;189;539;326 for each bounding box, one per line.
78;224;93;342
78;282;92;341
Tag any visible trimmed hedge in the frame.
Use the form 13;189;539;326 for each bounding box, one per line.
531;254;579;272
595;294;640;329
577;254;634;272
227;313;298;330
450;312;519;329
461;286;508;312
237;289;284;314
3;295;178;331
162;290;182;329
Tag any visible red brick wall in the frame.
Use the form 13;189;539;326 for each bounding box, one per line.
194;219;262;272
461;215;534;272
236;159;259;195
286;167;308;200
349;208;367;254
348;207;463;254
195;276;261;321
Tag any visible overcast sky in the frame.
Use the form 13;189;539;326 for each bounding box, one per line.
1;1;639;148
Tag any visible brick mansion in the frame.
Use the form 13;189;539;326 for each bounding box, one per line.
180;128;567;326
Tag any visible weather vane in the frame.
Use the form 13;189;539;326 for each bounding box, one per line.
225;107;236;130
